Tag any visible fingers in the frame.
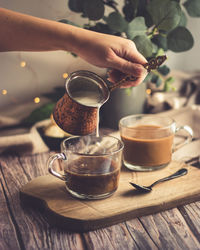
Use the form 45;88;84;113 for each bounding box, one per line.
107;54;147;87
108;67;147;88
108;53;147;75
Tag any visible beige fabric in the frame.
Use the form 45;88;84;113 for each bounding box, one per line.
0;119;50;155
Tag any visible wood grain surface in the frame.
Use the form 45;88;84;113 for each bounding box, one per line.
1;152;200;249
20;160;200;232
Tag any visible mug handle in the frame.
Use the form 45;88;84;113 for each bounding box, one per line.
173;125;193;152
47;153;66;181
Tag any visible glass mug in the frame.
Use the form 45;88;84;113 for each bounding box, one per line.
47;135;124;199
119;115;193;171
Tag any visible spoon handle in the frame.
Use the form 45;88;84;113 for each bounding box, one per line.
150;168;188;188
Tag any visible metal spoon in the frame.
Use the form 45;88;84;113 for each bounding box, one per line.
130;168;188;193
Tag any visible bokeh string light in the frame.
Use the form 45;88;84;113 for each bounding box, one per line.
20;61;26;68
1;58;68;105
34;97;40;104
1;89;8;95
146;88;152;95
20;60;40;103
62;73;68;79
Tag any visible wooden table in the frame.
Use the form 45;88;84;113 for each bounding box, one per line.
1;152;200;250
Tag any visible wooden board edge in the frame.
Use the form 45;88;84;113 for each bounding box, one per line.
19;189;200;233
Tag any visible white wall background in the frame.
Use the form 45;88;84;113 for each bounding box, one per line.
0;0;200;119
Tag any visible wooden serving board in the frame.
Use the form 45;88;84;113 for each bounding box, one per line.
20;161;200;232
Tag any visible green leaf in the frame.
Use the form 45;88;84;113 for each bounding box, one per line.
167;26;194;52
87;22;114;34
133;35;153;58
137;0;148;16
156;77;162;87
163;77;175;91
147;0;181;31
165;76;174;84
157;65;170;76
71;52;78;57
83;0;105;21
68;0;84;13
164;82;171;92
144;73;153;82
59;19;80;27
137;0;153;27
123;0;139;22
184;0;200;17
152;34;168;51
178;11;187;27
156;48;165;57
151;74;158;83
107;12;128;33
23;103;55;125
144;72;153;82
151;74;162;87
126;17;147;39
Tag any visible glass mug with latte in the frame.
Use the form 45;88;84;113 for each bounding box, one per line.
119;115;193;171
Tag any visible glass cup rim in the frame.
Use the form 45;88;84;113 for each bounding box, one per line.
119;114;176;131
61;134;124;157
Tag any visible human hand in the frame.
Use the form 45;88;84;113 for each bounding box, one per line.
0;8;147;88
74;30;148;88
0;8;147;89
